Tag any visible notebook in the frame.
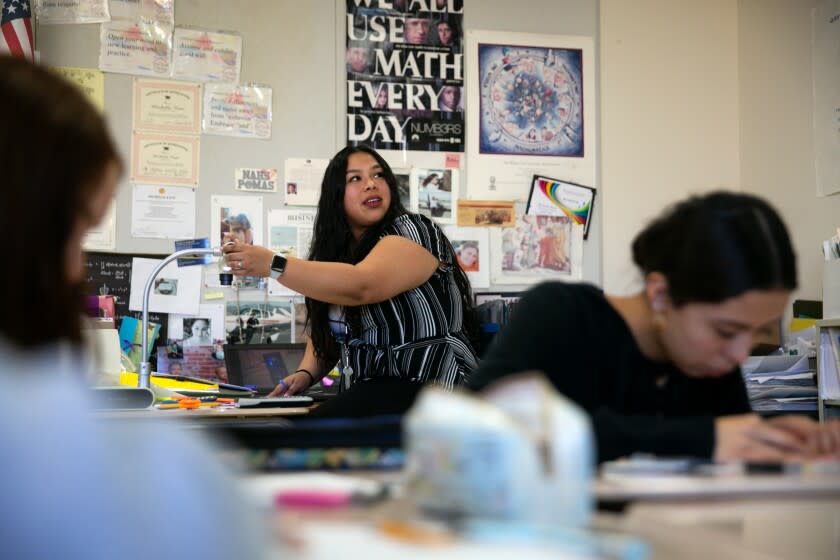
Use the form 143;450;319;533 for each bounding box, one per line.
224;343;307;396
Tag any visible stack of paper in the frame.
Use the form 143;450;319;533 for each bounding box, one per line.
741;354;817;412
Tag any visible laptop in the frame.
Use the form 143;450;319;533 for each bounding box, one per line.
223;343;337;401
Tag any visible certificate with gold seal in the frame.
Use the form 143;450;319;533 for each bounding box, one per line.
130;133;200;186
133;79;201;134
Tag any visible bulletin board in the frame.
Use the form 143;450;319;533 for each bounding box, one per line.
36;0;601;295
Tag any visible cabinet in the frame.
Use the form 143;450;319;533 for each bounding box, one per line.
815;319;840;421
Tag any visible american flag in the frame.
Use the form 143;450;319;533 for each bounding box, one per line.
1;0;33;60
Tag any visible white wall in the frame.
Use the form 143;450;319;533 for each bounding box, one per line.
601;0;840;304
600;0;741;295
738;0;840;302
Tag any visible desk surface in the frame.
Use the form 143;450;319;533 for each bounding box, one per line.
93;405;311;420
595;469;840;503
623;498;840;560
244;471;840;560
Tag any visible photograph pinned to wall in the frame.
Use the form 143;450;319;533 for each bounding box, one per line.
235;167;278;193
99;21;172;78
410;168;457;224
284;158;329;206
181;317;213;346
456;200;515;227
155;348;185;375
443;226;490;289
167;303;225;345
210;195;264;287
171;28;242;84
35;0;109;23
526;175;595;239
489;214;584;284
128;257;203;315
224;295;294;345
109;0;174;25
267;209;316;297
131;184;196;239
465;30;596;201
392;168;412;210
211;195;264;247
202;84;272;139
156;345;225;380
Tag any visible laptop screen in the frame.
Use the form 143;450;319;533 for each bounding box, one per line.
223;343;306;392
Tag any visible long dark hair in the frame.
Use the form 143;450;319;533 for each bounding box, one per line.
0;56;120;349
305;145;476;366
631;191;797;305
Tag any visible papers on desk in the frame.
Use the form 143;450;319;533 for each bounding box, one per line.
741;354;817;412
742;354;809;375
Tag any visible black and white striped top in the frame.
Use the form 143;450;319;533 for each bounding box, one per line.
339;213;478;390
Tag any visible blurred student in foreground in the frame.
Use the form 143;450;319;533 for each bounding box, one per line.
0;56;274;560
469;191;840;463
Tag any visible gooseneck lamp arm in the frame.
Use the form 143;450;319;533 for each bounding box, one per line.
139;247;225;389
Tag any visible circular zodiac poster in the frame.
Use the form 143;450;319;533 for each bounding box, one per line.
478;44;583;157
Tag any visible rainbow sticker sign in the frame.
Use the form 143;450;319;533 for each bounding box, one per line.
526;175;596;239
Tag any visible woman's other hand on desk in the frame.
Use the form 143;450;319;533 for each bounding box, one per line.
267;371;311;397
715;414;840;462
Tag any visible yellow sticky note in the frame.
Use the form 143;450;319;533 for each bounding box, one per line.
204;291;225;300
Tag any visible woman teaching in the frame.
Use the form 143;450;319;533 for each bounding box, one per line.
468;192;840;462
224;145;478;416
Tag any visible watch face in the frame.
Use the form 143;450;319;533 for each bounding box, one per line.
271;254;287;272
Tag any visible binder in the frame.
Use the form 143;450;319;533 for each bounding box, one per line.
818;328;840;400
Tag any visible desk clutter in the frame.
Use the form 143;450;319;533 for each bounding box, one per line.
741;354;817;413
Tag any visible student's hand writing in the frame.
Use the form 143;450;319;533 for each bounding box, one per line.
267;371;311;397
811;419;840;457
222;240;274;278
769;416;840;458
714;413;811;462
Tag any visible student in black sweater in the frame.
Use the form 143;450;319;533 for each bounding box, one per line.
469;192;840;463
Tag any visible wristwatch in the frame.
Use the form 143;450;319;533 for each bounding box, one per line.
269;253;287;280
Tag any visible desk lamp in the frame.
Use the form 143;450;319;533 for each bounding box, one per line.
138;245;231;389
